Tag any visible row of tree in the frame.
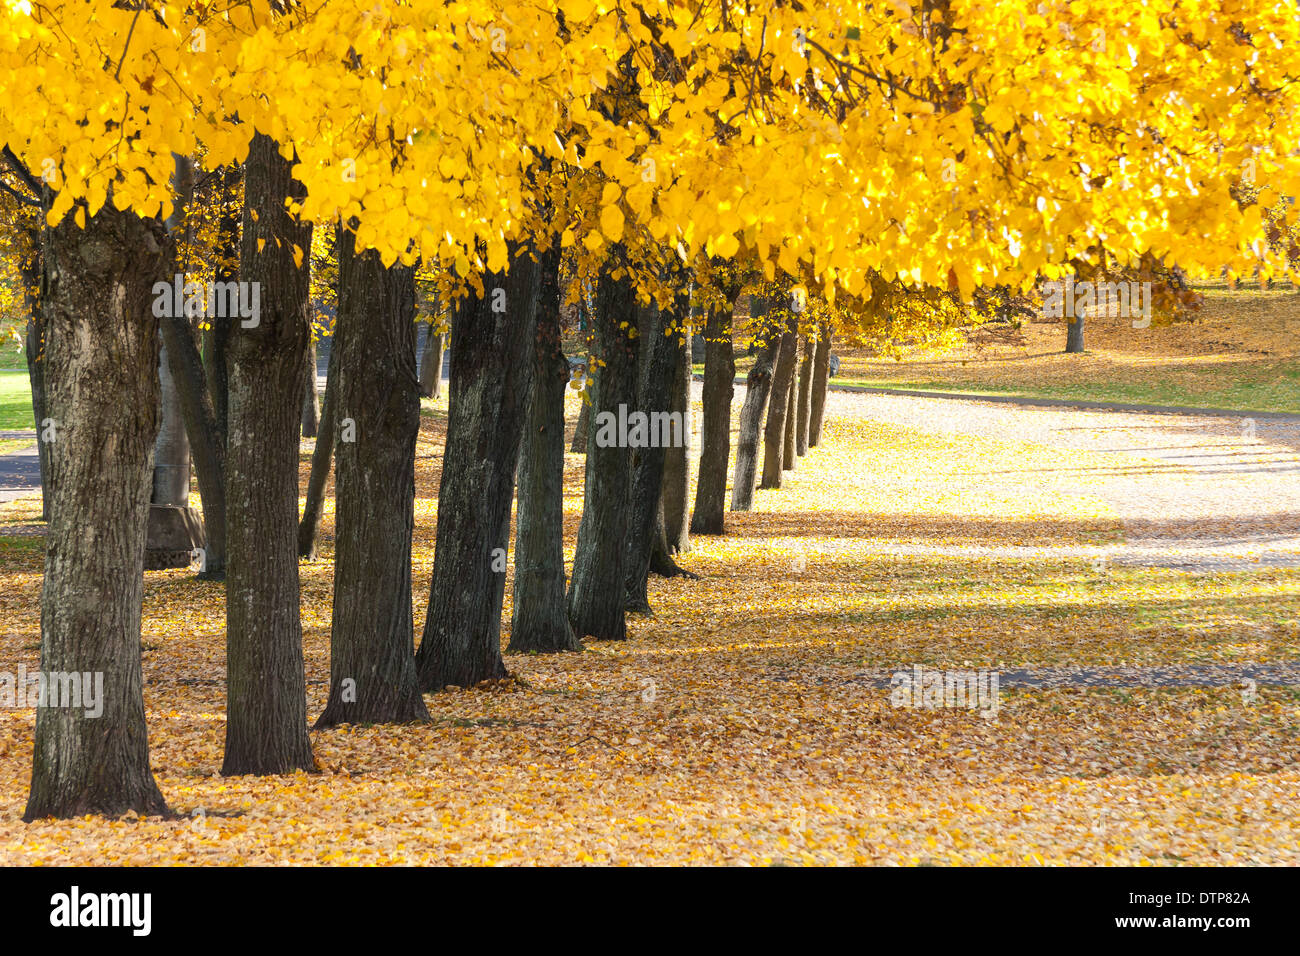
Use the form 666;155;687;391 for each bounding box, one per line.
0;0;1295;820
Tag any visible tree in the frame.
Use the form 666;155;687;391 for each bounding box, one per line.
809;326;832;448
221;133;316;776
760;313;798;490
660;300;692;555
690;276;742;534
297;336;337;561
731;298;781;512
567;257;639;641
795;334;813;457
510;242;580;653
416;242;542;689
625;286;687;614
315;225;428;727
24;201;171;820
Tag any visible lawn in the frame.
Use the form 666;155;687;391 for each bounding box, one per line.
831;286;1300;414
0;369;33;431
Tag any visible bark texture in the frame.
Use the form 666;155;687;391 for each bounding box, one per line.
415;243;541;690
570;399;590;453
624;294;681;614
661;313;691;554
760;316;798;489
509;244;579;653
782;346;798;470
418;321;443;399
795;334;813;457
301;335;321;437
316;229;428;727
809;326;831;448
24;203;170;820
1066;314;1085;353
20;231;50;521
567;258;638;640
690;286;738;534
730;301;781;511
221;133;316;775
298;339;337;560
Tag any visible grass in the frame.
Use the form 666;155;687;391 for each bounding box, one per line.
0;370;33;431
830;359;1300;413
699;286;1300;415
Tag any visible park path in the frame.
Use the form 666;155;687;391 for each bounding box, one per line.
816;386;1300;572
0;432;38;506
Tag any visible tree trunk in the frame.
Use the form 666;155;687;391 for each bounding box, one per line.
509;243;579;653
809;325;831;448
298;336;337;560
1066;314;1085;353
730;300;780;511
570;399;590;453
154;295;227;577
415;242;541;690
661;314;691;554
690;289;737;534
795;334;813;456
418;320;443;399
760;316;798;489
315;228;429;728
624;291;682;614
221;133;316;776
782;344;798;470
20;233;50;521
567;258;638;641
301;334;321;437
24;203;170;821
204;163;241;446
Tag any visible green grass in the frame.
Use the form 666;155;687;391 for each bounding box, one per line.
0;370;34;430
829;361;1300;414
698;357;1300;415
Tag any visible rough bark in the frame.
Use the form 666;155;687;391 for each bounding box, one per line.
661;313;691;554
156;310;226;576
301;334;320;437
689;287;738;534
24;203;170;821
418;320;443;399
1066;314;1085;353
509;243;579;653
19;232;49;521
760;316;798;489
809;325;831;448
570;399;590;453
795;334;813;456
731;299;780;511
297;338;337;560
624;294;680;614
204;163;241;445
221;133;317;776
782;345;798;470
315;228;429;728
567;257;639;640
415;242;541;690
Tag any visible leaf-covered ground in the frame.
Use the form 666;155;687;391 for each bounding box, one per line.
1;380;1298;865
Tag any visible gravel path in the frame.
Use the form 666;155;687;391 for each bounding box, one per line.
818;387;1300;572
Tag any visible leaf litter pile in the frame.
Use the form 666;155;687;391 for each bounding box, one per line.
1;384;1298;865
